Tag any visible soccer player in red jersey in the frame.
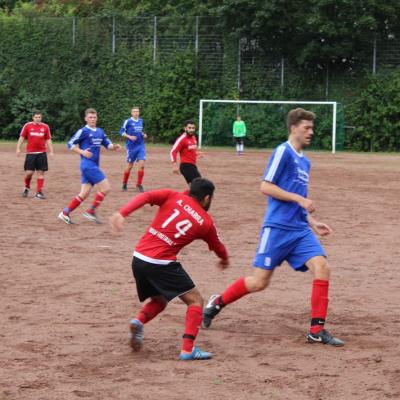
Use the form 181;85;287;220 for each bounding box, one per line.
110;178;229;360
170;120;203;185
16;110;54;199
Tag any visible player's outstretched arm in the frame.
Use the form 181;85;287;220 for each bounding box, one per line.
110;212;125;234
308;215;333;237
260;181;315;213
16;136;25;156
108;143;121;151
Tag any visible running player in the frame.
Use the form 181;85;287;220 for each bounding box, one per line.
170;120;202;185
58;108;120;224
110;178;229;360
120;107;147;193
203;108;344;347
16;110;54;199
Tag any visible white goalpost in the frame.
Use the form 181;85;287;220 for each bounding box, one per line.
198;99;338;154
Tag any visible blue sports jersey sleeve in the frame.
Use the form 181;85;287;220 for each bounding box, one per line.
119;119;130;136
101;130;112;149
67;128;87;149
263;145;289;184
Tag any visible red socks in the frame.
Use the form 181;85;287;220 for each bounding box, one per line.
64;195;83;215
123;170;130;185
87;192;106;214
182;305;203;353
137;169;144;185
220;277;249;306
37;177;44;193
24;176;32;189
136;300;167;324
310;279;329;334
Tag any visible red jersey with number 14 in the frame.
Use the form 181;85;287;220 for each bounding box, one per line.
20;122;51;153
119;189;228;264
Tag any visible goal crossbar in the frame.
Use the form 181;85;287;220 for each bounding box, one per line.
198;99;338;153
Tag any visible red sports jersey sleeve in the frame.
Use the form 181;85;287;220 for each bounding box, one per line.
203;223;228;260
119;189;175;217
120;189;228;263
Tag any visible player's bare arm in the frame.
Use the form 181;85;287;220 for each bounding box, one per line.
16;136;25;156
71;146;92;158
110;212;125;234
172;162;180;175
46;139;54;159
308;215;333;237
123;133;137;142
108;143;121;151
260;181;315;213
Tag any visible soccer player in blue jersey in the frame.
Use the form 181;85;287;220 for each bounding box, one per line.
58;108;121;224
203;108;344;347
120;107;147;192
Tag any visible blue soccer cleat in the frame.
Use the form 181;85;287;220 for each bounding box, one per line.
179;347;213;361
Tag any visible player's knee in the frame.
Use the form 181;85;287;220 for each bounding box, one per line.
314;259;331;280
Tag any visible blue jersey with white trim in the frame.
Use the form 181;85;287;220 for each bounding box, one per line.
119;118;144;149
262;141;310;230
67;125;111;168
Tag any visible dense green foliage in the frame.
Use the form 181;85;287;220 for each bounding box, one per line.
0;1;400;150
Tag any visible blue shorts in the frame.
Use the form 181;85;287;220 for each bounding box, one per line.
81;165;106;185
253;227;325;272
127;147;146;163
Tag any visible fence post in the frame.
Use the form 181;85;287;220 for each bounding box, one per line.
72;17;76;47
237;38;242;95
325;65;329;99
153;16;157;65
112;17;116;55
372;36;377;74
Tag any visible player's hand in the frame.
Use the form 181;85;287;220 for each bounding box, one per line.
311;221;333;237
113;144;121;151
82;150;92;158
49;152;54;160
130;135;137;141
298;196;315;213
172;164;180;175
16;149;21;157
197;151;205;158
110;212;125;234
217;258;229;270
143;133;148;139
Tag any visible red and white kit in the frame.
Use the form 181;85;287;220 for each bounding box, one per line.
20;122;51;153
120;189;227;263
170;133;198;165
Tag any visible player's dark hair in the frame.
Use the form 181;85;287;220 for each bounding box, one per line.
184;120;195;127
32;109;41;116
85;108;97;116
287;108;315;130
189;178;215;201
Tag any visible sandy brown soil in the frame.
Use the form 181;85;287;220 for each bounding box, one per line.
1;143;399;400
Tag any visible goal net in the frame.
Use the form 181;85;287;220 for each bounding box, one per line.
198;100;345;153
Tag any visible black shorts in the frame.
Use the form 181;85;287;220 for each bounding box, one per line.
234;137;244;145
24;153;48;171
132;256;195;302
179;163;201;184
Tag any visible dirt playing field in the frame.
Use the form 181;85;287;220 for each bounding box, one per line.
1;142;399;400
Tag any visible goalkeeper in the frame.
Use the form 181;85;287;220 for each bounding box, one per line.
232;115;246;155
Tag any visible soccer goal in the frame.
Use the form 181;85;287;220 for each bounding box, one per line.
198;99;341;153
